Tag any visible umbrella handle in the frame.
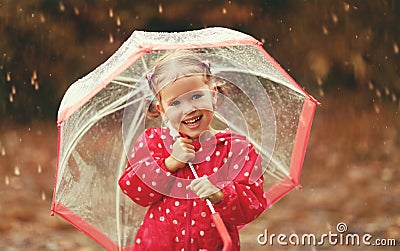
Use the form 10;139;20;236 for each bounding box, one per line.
211;212;233;251
188;162;232;250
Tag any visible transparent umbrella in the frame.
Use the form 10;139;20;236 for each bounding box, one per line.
51;27;319;250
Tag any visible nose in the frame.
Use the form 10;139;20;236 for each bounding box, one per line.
181;100;197;115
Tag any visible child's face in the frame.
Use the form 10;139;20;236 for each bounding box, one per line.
156;75;216;139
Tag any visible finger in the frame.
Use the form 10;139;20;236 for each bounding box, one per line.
186;177;205;191
189;177;207;189
181;143;195;151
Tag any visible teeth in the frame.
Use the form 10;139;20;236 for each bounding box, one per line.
184;116;201;124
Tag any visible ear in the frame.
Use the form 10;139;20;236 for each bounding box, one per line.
211;86;218;108
155;101;164;114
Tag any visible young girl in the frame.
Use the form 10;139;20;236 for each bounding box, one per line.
119;51;267;250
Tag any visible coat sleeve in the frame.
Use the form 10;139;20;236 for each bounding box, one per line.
213;142;267;226
119;129;173;207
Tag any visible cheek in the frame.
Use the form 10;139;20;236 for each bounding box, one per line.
164;108;181;122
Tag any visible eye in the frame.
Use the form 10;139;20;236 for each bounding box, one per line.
170;100;180;106
192;94;203;100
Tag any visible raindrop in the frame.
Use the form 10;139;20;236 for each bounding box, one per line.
109;33;114;43
322;25;329;35
316;77;323;86
331;13;338;24
37;164;42;174
158;4;163;14
6;72;11;82
368;80;374;90
109;8;114;18
373;104;380;114
222;8;227;14
73;6;80;16
34;82;39;90
14;166;21;176
5;176;9;185
391;93;397;102
394;42;399;54
39;13;46;23
9;93;13;103
11;85;16;95
59;2;66;12
1;147;5;156
41;191;46;201
384;87;390;96
375;88;382;98
344;2;350;12
116;16;121;26
319;88;325;97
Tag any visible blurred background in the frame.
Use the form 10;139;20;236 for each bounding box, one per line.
0;0;399;250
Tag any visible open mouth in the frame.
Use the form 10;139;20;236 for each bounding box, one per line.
182;115;203;126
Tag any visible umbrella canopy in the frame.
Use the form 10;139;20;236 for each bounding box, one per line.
51;27;318;250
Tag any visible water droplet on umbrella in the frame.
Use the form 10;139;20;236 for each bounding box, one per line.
158;4;163;13
14;166;21;176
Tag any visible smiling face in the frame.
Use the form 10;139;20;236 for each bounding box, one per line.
156;75;216;140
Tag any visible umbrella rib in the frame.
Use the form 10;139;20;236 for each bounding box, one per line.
58;89;145;187
111;80;136;89
141;56;149;72
215;67;303;95
116;104;146;249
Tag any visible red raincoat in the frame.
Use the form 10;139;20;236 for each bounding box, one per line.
119;127;267;251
